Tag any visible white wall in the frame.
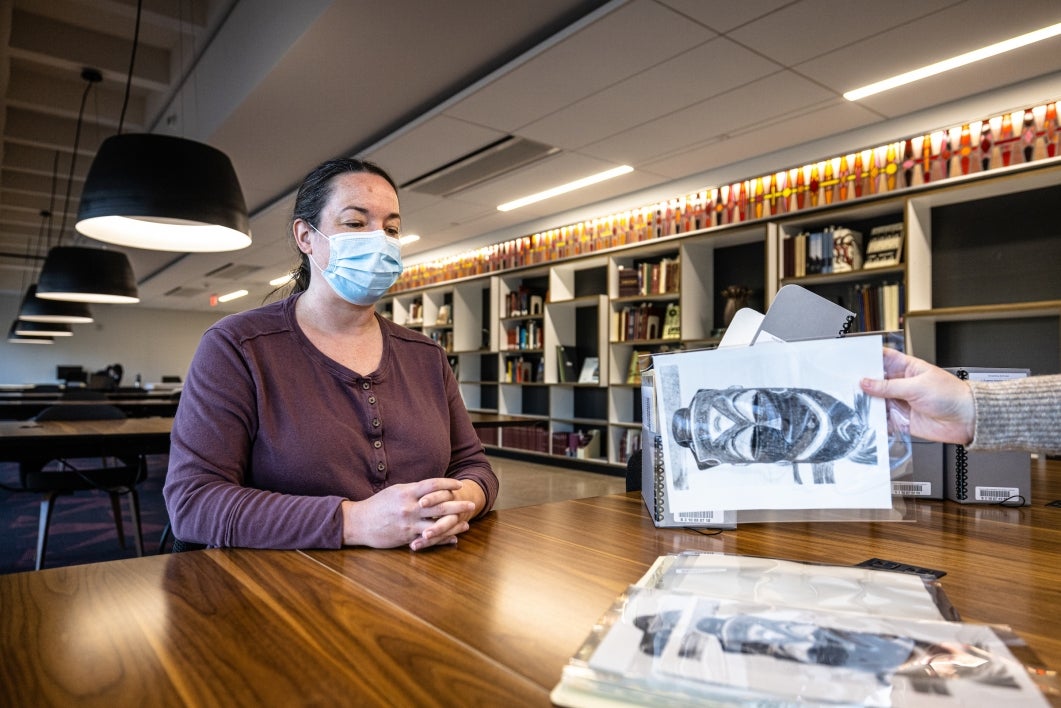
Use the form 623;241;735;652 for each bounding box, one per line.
0;294;225;386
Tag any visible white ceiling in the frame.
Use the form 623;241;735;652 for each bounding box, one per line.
3;0;1061;315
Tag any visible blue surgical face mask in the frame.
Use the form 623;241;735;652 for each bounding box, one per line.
308;225;403;306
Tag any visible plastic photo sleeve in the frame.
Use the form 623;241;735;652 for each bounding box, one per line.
554;586;1051;707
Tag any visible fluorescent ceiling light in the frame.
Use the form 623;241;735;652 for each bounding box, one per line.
497;165;633;212
269;273;294;287
217;289;249;303
844;22;1061;101
399;234;420;245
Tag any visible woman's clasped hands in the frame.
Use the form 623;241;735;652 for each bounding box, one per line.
341;477;483;551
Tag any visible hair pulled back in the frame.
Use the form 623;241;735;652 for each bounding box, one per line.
285;158;398;294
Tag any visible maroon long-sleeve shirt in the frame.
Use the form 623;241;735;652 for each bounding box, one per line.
164;294;498;548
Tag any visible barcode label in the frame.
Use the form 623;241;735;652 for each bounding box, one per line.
892;481;932;496
676;511;720;523
975;486;1020;502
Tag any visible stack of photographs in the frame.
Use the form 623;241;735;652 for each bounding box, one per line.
552;553;1052;707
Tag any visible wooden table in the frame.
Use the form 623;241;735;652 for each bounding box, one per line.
0;416;173;460
2;459;1059;706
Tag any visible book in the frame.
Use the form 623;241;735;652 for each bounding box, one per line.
831;226;863;272
661;303;680;339
577;356;600;384
557;345;577;383
552;552;1048;707
863;222;904;269
617;266;640;297
626;350;649;385
407;299;423;324
619;428;642;463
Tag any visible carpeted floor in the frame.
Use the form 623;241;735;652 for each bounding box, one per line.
0;454;171;574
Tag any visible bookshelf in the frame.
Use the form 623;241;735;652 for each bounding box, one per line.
384;157;1061;471
904;163;1061;368
771;196;908;333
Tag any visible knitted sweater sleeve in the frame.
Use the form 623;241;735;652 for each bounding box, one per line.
968;375;1061;454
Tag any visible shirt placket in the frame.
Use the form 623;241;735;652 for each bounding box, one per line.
361;378;386;490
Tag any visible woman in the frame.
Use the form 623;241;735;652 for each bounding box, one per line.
164;158;498;551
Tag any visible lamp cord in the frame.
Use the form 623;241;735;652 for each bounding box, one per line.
46;151;59;245
57;78;96;242
117;0;143;134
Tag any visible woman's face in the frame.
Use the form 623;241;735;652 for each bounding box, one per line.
296;171;401;267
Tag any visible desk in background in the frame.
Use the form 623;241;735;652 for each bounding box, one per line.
1;459;1059;706
0;417;173;461
0;388;181;420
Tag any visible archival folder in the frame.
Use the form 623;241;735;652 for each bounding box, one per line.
638;284;912;528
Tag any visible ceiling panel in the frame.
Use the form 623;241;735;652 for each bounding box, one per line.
518;36;779;151
727;0;963;67
444;0;713;132
641;99;881;180
399;195;497;235
365;116;508;187
657;0;793;33
579;71;835;166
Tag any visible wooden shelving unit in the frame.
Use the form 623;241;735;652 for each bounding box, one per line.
383;159;1061;470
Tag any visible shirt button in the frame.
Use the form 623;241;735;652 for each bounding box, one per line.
361;381;371;390
377;462;385;472
368;396;376;405
373;440;382;449
372;418;380;427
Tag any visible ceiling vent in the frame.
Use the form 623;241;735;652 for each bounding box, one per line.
164;286;210;298
203;262;262;279
401;136;559;197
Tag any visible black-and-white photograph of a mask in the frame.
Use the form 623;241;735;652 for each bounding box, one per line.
653;336;893;513
672;387;877;478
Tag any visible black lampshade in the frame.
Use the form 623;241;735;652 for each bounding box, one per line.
75;133;251;252
13;319;73;337
35;246;140;303
17;284;94;323
7;320;53;344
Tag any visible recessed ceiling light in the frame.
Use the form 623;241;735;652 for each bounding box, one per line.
399;234;420;245
497;165;634;212
269;274;294;287
844;22;1061;101
217;289;249;303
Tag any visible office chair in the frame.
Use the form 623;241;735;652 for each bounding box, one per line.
157;522;206;553
19;404;148;570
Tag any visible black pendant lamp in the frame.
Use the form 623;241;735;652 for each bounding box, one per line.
17;284;94;323
13;319;73;337
75;133;251;252
33;67;141;305
7;321;54;344
73;0;249;253
36;246;140;303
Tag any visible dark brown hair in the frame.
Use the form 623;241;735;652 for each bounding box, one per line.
282;158;398;294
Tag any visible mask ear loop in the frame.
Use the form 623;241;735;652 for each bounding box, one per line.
302;222;330;275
